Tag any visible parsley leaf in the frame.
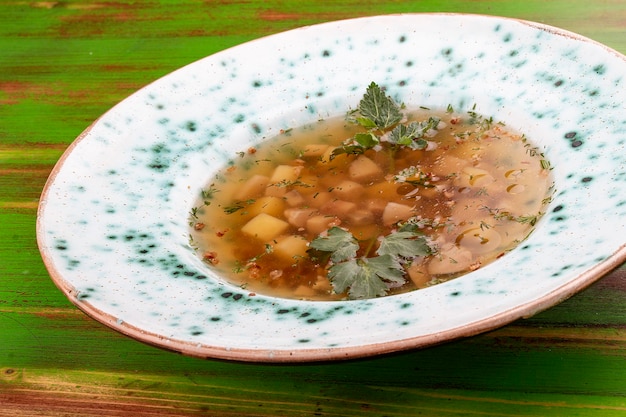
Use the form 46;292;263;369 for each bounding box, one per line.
356;116;378;129
331;132;379;158
331;144;366;158
358;82;403;130
328;259;380;296
308;227;358;263
388;122;424;146
354;132;379;148
376;231;432;259
309;226;434;300
329;255;404;299
366;254;405;284
388;117;440;149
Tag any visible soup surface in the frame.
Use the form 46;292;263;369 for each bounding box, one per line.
189;83;553;300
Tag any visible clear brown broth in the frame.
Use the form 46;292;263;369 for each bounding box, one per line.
190;109;553;300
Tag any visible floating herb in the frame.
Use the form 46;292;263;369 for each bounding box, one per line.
223;199;255;214
333;83;442;158
388;120;434;149
309;226;432;300
357;82;403;130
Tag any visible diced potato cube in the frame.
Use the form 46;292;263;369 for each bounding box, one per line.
265;184;287;198
349;155;383;183
329;180;364;201
306;215;340;235
321;200;357;218
284;208;317;228
283;190;305;207
382;202;414;226
347;209;375;226
234;174;269;200
306;191;333;208
241;213;289;241
318;171;348;190
265;165;303;197
318;147;350;169
364;180;401;200
269;164;302;184
407;262;430;288
427;242;473;275
246;196;285;218
364;198;388;216
296;174;319;193
272;235;309;261
302;144;330;159
293;284;317;298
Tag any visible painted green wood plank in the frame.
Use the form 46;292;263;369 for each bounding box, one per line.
2;0;624;148
1;0;625;415
522;267;626;325
0;146;66;167
1;1;623;41
6;370;626;417
1;341;626;416
1;308;625;395
0;168;50;203
0;36;255;145
0;211;70;310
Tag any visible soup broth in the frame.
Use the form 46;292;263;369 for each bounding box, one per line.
190;89;553;300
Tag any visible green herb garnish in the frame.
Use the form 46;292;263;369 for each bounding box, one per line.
223;203;245;214
333;82;442;158
309;226;432;300
329;255;404;299
482;206;544;227
377;228;432;259
394;166;433;188
223;199;255;214
388;117;440;149
201;185;218;200
357;82;403;130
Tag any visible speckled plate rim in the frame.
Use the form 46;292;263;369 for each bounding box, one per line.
40;243;626;362
37;13;626;362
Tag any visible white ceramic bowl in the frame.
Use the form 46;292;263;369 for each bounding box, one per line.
37;14;626;362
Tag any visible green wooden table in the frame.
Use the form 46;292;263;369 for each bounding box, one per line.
1;1;625;415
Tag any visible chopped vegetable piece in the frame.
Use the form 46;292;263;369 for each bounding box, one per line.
241;213;289;241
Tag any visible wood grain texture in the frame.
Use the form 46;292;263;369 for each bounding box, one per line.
1;1;625;415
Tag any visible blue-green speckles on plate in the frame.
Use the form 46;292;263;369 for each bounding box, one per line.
37;14;626;362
